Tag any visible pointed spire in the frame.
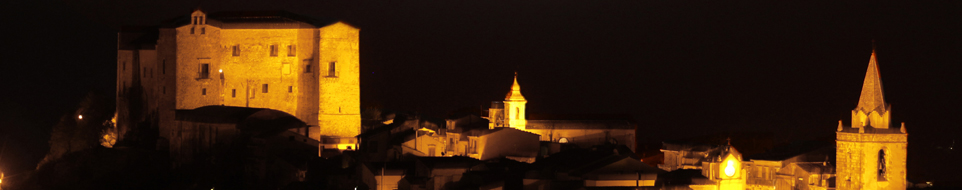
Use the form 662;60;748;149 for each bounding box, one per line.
506;72;526;100
511;72;521;91
856;46;887;114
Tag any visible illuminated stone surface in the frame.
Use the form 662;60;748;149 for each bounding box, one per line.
503;73;527;130
836;50;908;190
117;10;361;151
852;50;891;129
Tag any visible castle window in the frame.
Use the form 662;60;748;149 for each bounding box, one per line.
262;84;268;93
305;64;312;73
232;45;240;56
202;88;207;95
288;45;296;56
201;16;205;24
199;64;210;79
328;62;336;77
878;150;886;180
122;61;126;71
270;45;278;57
232;89;236;97
192;16;196;25
201;27;205;34
288;86;293;93
190;27;195;34
516;107;520;119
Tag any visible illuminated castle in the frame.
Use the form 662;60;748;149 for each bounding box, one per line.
117;10;361;150
835;49;908;190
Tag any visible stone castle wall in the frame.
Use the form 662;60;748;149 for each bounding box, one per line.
119;13;361;146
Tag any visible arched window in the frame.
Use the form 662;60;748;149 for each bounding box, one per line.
878;149;886;180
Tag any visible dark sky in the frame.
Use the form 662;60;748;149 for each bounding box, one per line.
2;0;960;185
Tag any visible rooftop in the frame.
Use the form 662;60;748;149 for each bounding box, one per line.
162;10;342;29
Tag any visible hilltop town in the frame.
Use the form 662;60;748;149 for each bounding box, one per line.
2;9;925;190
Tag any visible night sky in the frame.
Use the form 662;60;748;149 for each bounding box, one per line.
2;0;960;185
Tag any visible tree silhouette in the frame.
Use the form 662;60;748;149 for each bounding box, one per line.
37;92;114;167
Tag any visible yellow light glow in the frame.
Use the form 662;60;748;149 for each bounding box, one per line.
78;115;83;119
218;69;223;73
725;160;736;177
335;143;356;150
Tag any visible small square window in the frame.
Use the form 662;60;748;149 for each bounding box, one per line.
232;89;236;97
202;88;207;95
190;27;195;34
328;61;336;77
287;45;295;56
262;84;268;93
270;45;278;57
305;64;312;73
199;64;210;79
232;45;240;56
288;86;293;93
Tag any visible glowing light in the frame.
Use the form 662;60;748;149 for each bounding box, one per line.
78;115;83;119
724;160;736;177
218;69;223;73
559;138;569;143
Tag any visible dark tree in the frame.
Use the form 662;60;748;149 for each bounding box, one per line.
37;92;114;167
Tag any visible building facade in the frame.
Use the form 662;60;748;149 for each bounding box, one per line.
117;10;361;152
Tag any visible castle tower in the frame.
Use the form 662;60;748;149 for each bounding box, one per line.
503;73;527;130
836;48;908;190
316;22;362;150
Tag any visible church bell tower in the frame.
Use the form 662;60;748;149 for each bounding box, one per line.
504;73;527;130
836;48;908;190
